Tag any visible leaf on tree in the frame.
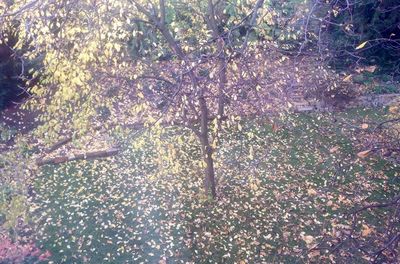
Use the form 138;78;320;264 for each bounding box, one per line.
355;41;368;50
343;75;352;82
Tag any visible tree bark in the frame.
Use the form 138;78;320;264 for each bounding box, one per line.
199;94;217;199
207;0;227;133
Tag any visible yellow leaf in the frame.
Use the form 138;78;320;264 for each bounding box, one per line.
249;146;254;160
250;183;259;192
343;75;352;82
232;62;238;72
356;41;368;50
357;149;372;158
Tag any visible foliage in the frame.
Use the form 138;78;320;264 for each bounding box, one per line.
0;135;36;238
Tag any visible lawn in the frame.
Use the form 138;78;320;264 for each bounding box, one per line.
31;108;399;263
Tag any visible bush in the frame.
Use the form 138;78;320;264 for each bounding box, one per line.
0;235;50;264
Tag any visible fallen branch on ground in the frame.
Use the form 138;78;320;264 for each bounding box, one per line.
44;136;73;154
36;148;119;166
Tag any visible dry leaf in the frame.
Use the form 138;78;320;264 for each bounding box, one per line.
364;65;376;73
158;258;167;264
329;146;340;153
357;149;372;158
308;250;320;258
307;188;317;196
361;123;369;129
302;235;315;245
361;224;373;237
389;106;399;113
272;123;280;133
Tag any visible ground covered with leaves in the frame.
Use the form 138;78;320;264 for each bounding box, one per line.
31;108;399;263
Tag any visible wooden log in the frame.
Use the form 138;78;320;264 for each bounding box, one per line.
45;136;72;153
36;148;119;166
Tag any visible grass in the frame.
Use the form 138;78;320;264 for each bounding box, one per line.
31;107;399;263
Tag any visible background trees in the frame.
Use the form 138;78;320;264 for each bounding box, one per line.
304;0;400;71
0;20;25;110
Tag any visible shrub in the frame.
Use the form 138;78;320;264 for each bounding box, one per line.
0;235;50;264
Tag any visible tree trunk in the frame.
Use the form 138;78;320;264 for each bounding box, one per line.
199;95;217;199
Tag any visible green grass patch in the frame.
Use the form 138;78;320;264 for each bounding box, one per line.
31;108;399;263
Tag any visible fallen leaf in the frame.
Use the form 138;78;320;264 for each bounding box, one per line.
357;149;372;158
307;188;317;196
361;123;369;129
302;235;315;245
364;65;376;73
361;224;373;237
272;123;280;133
308;250;320;258
389;106;398;113
329;146;340;153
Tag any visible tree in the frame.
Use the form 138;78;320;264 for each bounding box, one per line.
1;0;274;199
